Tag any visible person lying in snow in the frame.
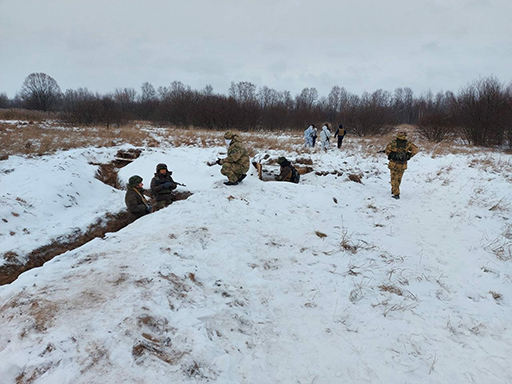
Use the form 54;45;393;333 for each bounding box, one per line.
216;131;250;186
252;155;302;183
150;163;177;210
275;157;300;183
125;175;152;218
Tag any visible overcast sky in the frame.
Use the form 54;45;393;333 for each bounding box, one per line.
1;0;511;99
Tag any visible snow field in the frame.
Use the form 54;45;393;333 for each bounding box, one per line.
0;142;511;383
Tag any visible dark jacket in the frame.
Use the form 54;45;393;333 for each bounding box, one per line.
150;171;177;202
275;160;300;183
125;187;150;218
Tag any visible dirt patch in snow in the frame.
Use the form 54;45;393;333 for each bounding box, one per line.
0;211;137;285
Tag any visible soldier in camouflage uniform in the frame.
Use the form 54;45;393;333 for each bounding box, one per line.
217;131;250;185
385;131;418;199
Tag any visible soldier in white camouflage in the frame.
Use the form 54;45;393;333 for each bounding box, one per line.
385;131;418;199
216;131;250;185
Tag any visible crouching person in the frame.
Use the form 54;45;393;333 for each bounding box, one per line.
217;131;250;186
125;175;152;218
275;157;300;183
150;163;177;210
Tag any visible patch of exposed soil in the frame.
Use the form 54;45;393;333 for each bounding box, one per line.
91;148;142;188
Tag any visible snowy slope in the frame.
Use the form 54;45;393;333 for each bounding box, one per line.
0;140;511;384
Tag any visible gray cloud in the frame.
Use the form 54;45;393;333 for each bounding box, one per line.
1;0;511;98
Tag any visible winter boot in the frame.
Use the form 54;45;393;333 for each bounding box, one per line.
224;180;239;186
237;174;247;183
392;194;400;200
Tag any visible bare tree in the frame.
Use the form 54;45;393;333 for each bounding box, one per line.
453;77;511;146
61;88;101;126
327;86;350;121
137;82;158;120
229;81;257;104
19;73;62;111
417;91;455;142
342;90;395;136
0;92;9;108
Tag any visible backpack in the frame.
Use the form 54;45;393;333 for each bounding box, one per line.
291;166;300;184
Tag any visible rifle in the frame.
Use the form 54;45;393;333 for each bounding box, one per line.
176;182;187;187
206;158;222;167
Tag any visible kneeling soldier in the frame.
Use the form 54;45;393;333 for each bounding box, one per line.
217;131;250;186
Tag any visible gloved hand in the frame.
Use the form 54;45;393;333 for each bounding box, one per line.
216;158;222;165
163;182;172;189
405;152;412;160
146;204;152;213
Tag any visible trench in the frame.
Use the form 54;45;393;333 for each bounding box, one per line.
0;149;193;286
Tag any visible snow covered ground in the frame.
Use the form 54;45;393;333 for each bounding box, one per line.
1;135;511;383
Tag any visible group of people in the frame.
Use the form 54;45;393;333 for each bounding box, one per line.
125;131;301;218
125;129;418;218
125;162;179;218
304;124;346;151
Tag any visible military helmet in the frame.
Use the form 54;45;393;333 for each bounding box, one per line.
156;163;168;172
396;131;407;140
277;156;288;165
224;131;235;140
128;175;143;187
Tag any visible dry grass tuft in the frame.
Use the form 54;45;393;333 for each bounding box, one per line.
340;229;358;254
489;198;510;212
348;173;363;184
379;285;403;296
132;341;185;365
315;231;327;238
15;365;52;384
490;291;502;301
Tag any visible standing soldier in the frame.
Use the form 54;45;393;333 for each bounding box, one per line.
385;131;418;199
150;163;177;210
217;131;250;185
125;175;152;218
334;124;346;149
304;125;314;148
320;123;331;152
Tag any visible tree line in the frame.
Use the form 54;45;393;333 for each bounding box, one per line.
1;73;511;148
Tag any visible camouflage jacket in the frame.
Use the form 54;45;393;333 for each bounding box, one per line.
220;136;250;171
385;139;419;170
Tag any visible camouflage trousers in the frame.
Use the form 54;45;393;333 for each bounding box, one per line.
388;161;408;196
221;162;247;183
389;168;406;195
